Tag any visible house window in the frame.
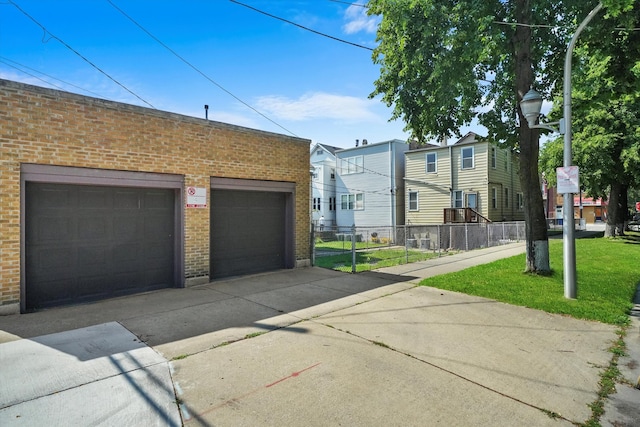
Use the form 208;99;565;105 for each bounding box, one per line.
453;190;463;208
341;193;364;210
491;147;496;169
330;168;335;179
408;191;419;211
517;193;524;210
504;188;509;208
313;197;321;211
466;193;477;209
461;147;474;169
340;156;363;175
316;148;324;155
492;188;497;209
426;153;437;173
329;197;336;211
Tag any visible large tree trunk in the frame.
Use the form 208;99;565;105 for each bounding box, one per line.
514;0;550;273
605;182;627;237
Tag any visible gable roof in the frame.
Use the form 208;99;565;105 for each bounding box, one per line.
311;143;342;155
407;132;487;153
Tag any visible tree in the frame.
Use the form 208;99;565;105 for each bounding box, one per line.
367;0;632;272
540;2;640;237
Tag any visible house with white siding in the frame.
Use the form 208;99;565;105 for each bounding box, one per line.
310;143;341;227
335;139;408;227
404;132;524;224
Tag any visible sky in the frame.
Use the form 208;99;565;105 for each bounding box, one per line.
0;0;421;149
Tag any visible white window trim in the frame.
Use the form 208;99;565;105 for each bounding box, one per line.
408;191;419;211
453;190;464;208
425;152;437;173
461;146;474;170
340;193;364;210
340;155;364;175
491;147;496;169
466;192;477;209
492;187;497;209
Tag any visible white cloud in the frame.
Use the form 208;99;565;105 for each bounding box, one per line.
342;5;379;35
254;92;379;122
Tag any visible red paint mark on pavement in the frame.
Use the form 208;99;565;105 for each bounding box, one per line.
266;362;321;388
188;362;322;421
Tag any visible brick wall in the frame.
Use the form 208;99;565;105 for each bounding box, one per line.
0;79;310;311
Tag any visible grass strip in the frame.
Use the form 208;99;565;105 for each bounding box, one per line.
418;233;639;324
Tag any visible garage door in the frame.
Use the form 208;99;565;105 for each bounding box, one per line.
26;183;176;310
211;190;286;279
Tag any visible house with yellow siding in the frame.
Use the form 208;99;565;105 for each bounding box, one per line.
405;132;524;224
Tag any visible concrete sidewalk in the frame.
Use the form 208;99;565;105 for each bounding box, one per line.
1;239;638;426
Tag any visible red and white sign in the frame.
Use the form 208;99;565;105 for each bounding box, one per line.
186;186;207;208
556;166;579;194
636;201;640;211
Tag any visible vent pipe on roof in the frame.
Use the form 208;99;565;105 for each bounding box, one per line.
355;139;359;147
204;104;209;120
363;139;368;145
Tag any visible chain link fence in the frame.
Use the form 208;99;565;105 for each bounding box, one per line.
312;222;525;272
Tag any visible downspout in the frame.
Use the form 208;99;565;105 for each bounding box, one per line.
390;141;395;227
449;144;453;205
510;151;515;220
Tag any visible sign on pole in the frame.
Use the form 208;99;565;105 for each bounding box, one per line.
556;166;579;194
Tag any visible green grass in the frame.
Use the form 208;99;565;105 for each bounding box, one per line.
315;248;447;272
315;240;389;252
419;232;640;324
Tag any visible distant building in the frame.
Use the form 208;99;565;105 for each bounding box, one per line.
334;139;408;227
405;132;524;224
310;143;341;228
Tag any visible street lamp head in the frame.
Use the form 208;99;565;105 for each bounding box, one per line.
520;88;544;128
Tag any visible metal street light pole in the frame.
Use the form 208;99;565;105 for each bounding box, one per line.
561;2;602;299
520;3;603;299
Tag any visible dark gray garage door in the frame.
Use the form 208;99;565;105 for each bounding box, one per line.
26;183;176;310
211;190;286;279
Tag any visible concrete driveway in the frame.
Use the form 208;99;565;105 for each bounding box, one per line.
1;242;637;426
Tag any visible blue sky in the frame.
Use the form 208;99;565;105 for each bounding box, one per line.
0;0;417;149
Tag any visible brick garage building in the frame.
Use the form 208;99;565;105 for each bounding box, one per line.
0;79;311;314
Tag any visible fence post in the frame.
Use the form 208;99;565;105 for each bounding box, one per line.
405;225;409;264
487;223;491;248
351;223;356;274
465;223;469;251
310;223;315;266
437;225;441;257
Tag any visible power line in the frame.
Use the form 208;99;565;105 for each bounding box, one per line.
107;0;299;137
230;0;374;51
0;56;114;100
493;20;640;31
328;0;368;8
5;0;155;108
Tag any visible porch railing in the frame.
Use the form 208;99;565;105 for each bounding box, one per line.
443;208;491;224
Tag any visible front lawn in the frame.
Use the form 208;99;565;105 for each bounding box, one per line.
419;232;640;324
315;248;446;272
315;240;389;252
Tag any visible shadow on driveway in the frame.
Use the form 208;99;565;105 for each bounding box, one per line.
0;267;413;357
